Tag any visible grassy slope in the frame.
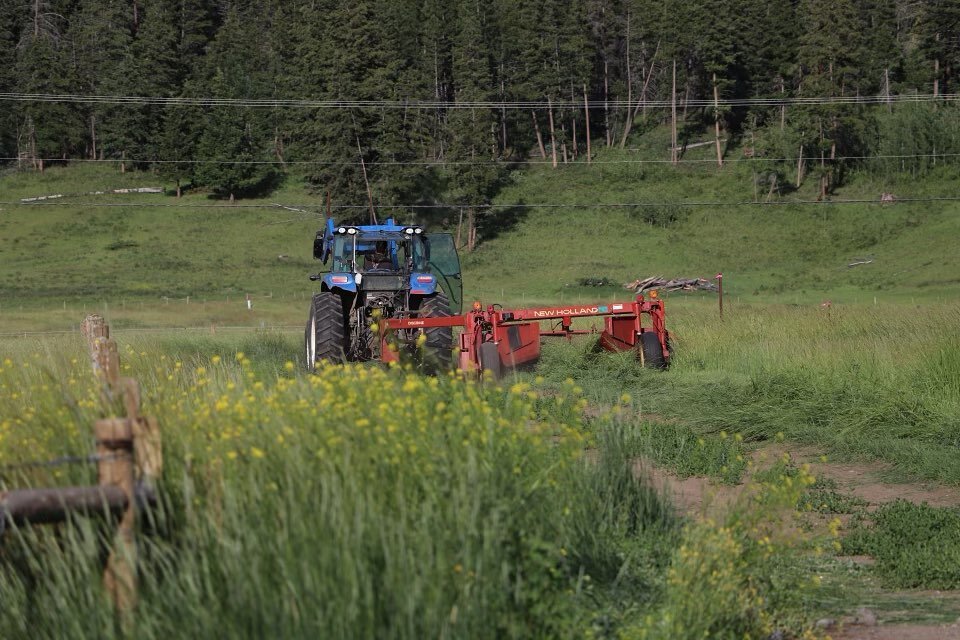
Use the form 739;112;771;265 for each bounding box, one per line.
466;143;960;305
1;126;959;330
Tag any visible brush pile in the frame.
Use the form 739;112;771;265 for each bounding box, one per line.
624;276;718;293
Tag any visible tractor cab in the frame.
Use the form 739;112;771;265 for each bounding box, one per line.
307;217;463;368
313;218;462;313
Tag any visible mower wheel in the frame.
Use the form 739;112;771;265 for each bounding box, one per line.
418;292;453;371
479;342;502;380
641;332;667;370
305;292;348;369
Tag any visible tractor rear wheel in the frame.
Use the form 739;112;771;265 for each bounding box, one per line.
305;292;348;369
418;292;453;372
641;332;667;370
479;342;502;380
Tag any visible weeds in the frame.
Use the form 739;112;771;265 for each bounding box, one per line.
843;501;960;590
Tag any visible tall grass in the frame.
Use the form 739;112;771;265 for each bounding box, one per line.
0;340;678;639
535;300;960;483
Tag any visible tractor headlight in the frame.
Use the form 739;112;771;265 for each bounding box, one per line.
414;227;423;234
346;227;358;235
337;227;347;234
403;227;415;235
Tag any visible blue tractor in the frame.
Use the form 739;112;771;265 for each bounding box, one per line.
305;219;463;369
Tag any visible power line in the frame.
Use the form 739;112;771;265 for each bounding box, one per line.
3;152;960;167
0;91;957;109
4;197;960;210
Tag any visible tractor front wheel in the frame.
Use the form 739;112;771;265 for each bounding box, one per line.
305;292;348;370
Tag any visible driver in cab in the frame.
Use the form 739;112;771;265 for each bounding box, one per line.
364;241;392;271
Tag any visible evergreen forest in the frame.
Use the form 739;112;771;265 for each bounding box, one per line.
2;0;960;243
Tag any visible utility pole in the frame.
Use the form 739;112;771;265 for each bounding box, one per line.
583;84;592;164
671;60;678;166
356;135;377;225
713;73;723;168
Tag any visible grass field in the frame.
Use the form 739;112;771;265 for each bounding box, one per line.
2;132;959;637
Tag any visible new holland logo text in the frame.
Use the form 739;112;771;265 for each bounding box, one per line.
532;306;600;318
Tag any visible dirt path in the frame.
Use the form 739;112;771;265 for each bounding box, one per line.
636;441;960;521
759;443;960;509
634;441;960;638
833;623;960;639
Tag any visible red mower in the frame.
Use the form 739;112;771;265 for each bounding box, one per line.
381;293;670;379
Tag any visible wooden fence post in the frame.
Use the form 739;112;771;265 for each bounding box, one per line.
95;418;137;614
81;314;162;614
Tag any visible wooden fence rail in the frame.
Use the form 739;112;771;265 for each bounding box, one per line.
1;485;128;526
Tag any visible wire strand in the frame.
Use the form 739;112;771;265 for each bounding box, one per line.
0;92;957;109
4;152;960;166
3;197;960;209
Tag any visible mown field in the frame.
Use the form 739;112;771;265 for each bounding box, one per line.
2;141;960;637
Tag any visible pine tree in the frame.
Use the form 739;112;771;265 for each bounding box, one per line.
856;0;901;95
447;0;504;250
370;0;437;213
156;0;218;193
796;0;867;195
0;0;20;159
14;0;81;169
119;0;180;167
64;0;134;163
912;0;960;95
191;5;278;200
291;1;384;212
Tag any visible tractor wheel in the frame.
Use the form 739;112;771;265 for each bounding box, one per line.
479;342;502;380
418;292;453;372
305;292;348;369
641;332;668;370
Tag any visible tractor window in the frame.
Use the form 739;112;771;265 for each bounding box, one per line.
400;237;429;271
426;233;462;313
361;241;394;272
331;236;355;272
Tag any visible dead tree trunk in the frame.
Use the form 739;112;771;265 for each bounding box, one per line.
604;58;611;147
620;39;659;149
713;73;723;167
570;86;579;159
500;75;508;153
796;142;804;188
531;111;547;159
466;207;476;252
583;85;592;164
90;115;97;160
547;97;558;168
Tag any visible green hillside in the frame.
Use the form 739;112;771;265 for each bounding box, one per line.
1;138;958;331
466;155;960;305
